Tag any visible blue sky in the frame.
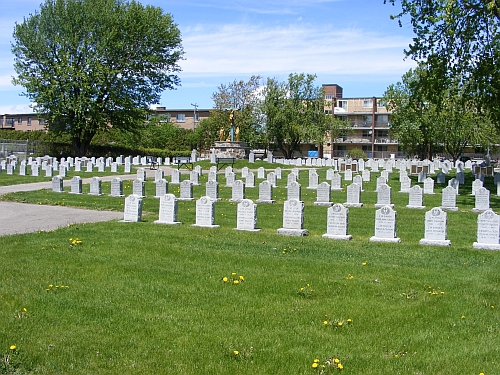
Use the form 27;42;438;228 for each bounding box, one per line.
0;0;416;114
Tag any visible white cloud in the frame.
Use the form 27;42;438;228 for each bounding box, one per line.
180;23;415;78
0;104;33;114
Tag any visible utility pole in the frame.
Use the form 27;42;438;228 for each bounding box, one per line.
191;103;198;130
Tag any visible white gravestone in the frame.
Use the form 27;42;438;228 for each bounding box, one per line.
86;162;93;173
275;167;282;179
473;210;500;250
423;177;435;194
257;167;265;179
400;176;411;193
472;187;490;213
406;185;425;209
225;171;235;187
287;181;302;201
229;180;245;202
375;176;387;192
124;162;131;173
419;207;451;246
267;172;277;188
31;164;40;177
375;184;393;208
277;199;308;236
179;180;194;201
154;194;181;225
122;195;142;222
241;167;249;178
137;168;147;181
19;163;26;176
171;169;181;184
110;178;124;197
370;206;401;243
256;180;275;204
111;163;118;173
155;179;168;198
206;180;221;201
331;173;342;191
344;183;363;208
436;171;446;184
314;182;332;206
440;186;458;211
45;166;53;178
471;179;483;196
193;196;219;228
70;176;82;194
307;170;319;190
322;204;352;240
344;169;353;181
132;178;145;198
155;168;164;182
235;199;260;232
58;165;66;178
353;175;364;191
89;177;103;196
245;171;255;188
52;176;64;193
190;170;200;186
362;169;371;182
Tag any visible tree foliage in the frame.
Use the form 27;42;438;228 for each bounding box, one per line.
12;0;183;156
261;73;340;159
383;64;497;160
209;75;265;148
385;0;500;125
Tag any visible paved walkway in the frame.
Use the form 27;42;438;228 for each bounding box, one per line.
0;169;169;236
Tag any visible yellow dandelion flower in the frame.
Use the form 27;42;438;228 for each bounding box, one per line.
10;345;16;350
233;280;239;285
491;305;495;309
347;318;353;324
233;350;239;356
441;291;445;295
222;277;228;282
338;363;343;370
313;359;320;363
312;363;318;368
337;321;343;327
334;358;340;364
461;315;466;319
323;321;328;325
239;275;244;281
362;262;367;266
23;308;27;312
231;272;237;277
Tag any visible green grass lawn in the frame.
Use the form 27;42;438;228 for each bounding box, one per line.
0;165;499;374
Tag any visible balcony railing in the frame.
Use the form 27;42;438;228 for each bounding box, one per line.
349;121;390;128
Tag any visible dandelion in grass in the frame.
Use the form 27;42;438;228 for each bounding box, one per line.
362;262;367;266
10;345;16;350
233;350;239;356
312;362;319;368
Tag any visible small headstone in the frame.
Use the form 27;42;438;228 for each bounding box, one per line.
111;162;118;173
473;210;500;250
193;196;219;228
110;178;124;197
206;180;220;201
441;186;458;211
122;195;142;222
235;199;260;232
241;167;249;178
179;180;194;200
267;151;273;164
277;199;308;236
275;167;282;179
257;167;265;179
419;207;451;246
344;169;353;181
190;170;200;186
287;181;301;201
31;164;40;177
89;177;103;196
225;171;235;187
52;176;64;193
400;176;411;193
353;175;363;191
314;182;332;206
456;171;465;185
229;180;245;202
154;194;181;225
137;168;147;181
448;178;460;194
124;162;131;173
86;162;93;173
19;163;26;176
375;184;393;208
249;151;255;163
6;164;14;175
399;170;408;182
208;170;218;182
322;204;352;240
97;163;105;173
471;179;483;196
472;187;490;213
132;178;145;198
267;171;277;188
406;185;425;209
370;206;401;243
344;183;363;208
70;176;82;194
375;176;387;191
256;180;275;204
155;168;164;182
155;178;168;198
331;173;342;191
245;171;255;188
326;168;335;180
171;169;181;184
74;161;81;172
423;177;435;194
417;170;427;183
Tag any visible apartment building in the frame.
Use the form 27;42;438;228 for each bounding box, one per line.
152;107;211;130
322;84;400;159
0;113;46;131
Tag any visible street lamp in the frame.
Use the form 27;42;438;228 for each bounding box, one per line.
191;103;198;130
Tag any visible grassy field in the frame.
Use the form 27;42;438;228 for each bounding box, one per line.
0;164;499;374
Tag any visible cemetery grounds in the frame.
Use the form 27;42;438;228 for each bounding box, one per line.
0;161;498;374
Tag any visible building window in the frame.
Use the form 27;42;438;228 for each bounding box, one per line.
325;110;332;115
377;130;389;138
362;99;373;108
378;99;387;108
39;118;45;125
27;117;32;125
337;100;348;110
6;118;14;126
362;115;372;125
377;145;388;152
176;114;185;122
362;130;371;138
325;95;333;100
18;117;22;124
194;113;199;122
337;115;348;122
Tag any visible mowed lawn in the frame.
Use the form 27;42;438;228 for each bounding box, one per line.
0;165;499;374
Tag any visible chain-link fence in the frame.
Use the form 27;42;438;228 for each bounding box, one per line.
0;139;28;162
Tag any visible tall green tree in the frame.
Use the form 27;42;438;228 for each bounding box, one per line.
383;65;497;160
261;73;332;159
385;0;500;126
12;0;183;156
210;75;264;148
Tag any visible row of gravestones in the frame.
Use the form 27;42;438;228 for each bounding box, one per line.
52;174;495;214
120;194;500;250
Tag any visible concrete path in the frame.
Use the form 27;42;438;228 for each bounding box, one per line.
0;168;172;237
